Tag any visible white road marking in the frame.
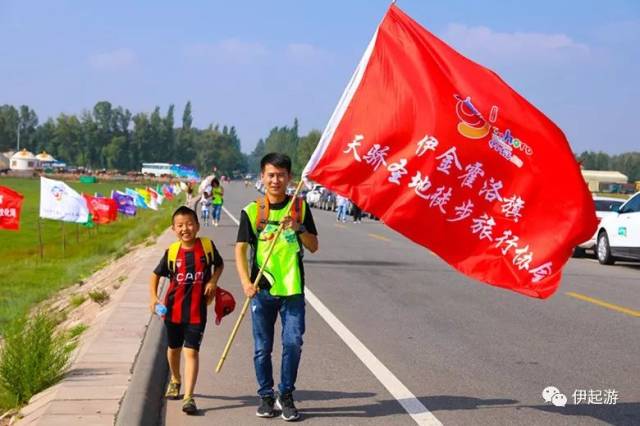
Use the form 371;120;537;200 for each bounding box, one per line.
223;205;442;426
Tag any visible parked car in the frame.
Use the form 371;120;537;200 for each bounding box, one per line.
595;191;640;264
574;196;625;257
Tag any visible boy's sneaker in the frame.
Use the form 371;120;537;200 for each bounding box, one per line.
182;396;198;415
275;392;300;421
256;395;276;418
165;380;181;399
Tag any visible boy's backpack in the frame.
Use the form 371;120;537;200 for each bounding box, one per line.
255;196;303;232
167;237;214;272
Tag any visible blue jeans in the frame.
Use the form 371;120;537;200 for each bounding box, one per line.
251;290;305;397
336;204;347;222
212;204;222;221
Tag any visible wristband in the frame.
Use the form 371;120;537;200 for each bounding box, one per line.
296;224;307;235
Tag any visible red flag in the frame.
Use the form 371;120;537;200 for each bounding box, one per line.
162;185;174;200
83;194;118;224
0;186;24;231
303;5;597;299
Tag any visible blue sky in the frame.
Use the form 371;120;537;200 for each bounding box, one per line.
1;0;638;154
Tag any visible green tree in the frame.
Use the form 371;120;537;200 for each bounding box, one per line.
295;129;321;174
102;136;129;170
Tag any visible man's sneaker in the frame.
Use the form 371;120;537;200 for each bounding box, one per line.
182;396;198;415
256;395;276;418
275;392;300;421
165;380;181;400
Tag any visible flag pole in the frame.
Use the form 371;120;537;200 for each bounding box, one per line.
61;221;66;258
216;178;306;373
37;218;44;260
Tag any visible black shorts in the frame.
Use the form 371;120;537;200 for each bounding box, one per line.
164;321;206;351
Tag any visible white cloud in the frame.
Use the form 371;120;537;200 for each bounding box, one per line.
88;48;136;70
184;38;269;64
442;24;590;64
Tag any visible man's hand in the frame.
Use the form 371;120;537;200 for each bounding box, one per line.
243;281;257;298
281;215;301;232
204;282;217;305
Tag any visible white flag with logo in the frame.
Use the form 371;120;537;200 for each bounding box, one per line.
40;176;89;223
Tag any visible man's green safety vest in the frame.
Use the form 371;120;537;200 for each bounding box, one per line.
244;198;305;296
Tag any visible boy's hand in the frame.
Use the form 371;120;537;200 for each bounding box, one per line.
204;282;217;305
242;280;257;298
149;298;159;314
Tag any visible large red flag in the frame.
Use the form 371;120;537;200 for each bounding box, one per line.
303;5;597;299
0;186;24;231
83;194;118;224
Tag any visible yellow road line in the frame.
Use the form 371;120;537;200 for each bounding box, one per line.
368;233;391;242
565;292;640;318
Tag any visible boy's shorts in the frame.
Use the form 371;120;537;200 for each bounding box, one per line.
165;321;206;351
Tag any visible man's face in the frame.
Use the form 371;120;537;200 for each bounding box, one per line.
261;164;290;197
172;213;200;244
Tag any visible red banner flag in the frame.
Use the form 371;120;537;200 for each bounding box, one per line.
83;194;118;224
303;5;597;299
0;186;24;231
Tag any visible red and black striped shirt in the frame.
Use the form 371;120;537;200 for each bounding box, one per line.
154;238;223;325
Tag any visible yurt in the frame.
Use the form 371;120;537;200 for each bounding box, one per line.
10;149;39;171
36;151;55;163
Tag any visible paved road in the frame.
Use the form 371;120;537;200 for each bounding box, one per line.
163;182;639;425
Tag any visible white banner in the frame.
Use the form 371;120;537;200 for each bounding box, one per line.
40;176;89;223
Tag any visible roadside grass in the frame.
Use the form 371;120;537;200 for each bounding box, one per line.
0;177;180;331
69;294;87;308
0;176;180;413
0;312;73;410
88;289;109;305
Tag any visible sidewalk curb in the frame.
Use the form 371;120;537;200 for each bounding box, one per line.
115;316;168;426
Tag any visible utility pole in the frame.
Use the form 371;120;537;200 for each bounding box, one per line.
16;118;21;151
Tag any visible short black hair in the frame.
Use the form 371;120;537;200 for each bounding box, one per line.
172;206;199;225
211;177;220;187
261;153;292;174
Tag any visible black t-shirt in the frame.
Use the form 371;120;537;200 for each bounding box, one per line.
236;196;317;290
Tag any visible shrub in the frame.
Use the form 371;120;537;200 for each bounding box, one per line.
69;294;87;308
88;289;109;305
0;312;72;407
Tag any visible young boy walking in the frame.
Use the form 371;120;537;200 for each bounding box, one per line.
150;206;224;414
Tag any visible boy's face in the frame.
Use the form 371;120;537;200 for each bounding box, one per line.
261;164;291;198
172;213;200;244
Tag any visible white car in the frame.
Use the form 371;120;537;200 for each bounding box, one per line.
574;196;625;256
596;191;640;264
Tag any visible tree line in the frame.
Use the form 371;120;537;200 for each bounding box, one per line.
0;101;247;176
247;119;321;177
576;151;640;182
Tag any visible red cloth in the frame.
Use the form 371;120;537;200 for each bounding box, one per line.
83;194;118;224
0;186;24;231
304;5;597;299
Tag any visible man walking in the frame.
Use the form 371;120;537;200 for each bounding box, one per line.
235;153;318;421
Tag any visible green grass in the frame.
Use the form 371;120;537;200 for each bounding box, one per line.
0;312;73;409
88;289;109;305
67;323;88;340
69;294;87;308
0;176;181;332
